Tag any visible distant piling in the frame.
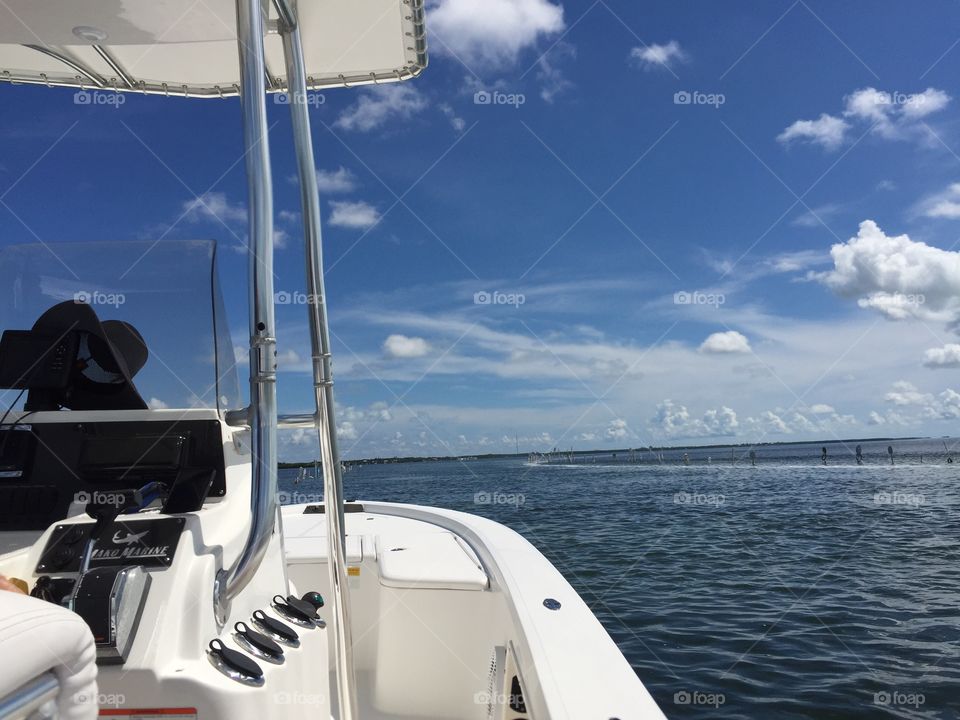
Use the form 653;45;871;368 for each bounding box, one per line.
821;446;827;466
750;450;756;467
855;444;863;465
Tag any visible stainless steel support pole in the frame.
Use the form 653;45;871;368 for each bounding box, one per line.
280;16;358;719
214;0;278;626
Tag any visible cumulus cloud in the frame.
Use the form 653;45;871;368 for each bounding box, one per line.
754;410;790;434
924;344;960;368
335;85;427;132
329;201;380;229
917;182;960;220
778;113;849;150
147;397;169;410
814;220;960;323
699;330;751;354
383;334;431;359
315;167;357;193
427;0;564;68
884;380;933;406
182;191;247;224
809;403;835;414
844;87;950;139
629;41;686;71
779;87;950;151
337;421;359;441
651;400;739;438
439;103;466;132
879;380;960;422
605;418;629;440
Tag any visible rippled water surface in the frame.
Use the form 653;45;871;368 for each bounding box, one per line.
280;440;960;719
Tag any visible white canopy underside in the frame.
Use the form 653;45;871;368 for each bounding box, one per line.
0;0;426;97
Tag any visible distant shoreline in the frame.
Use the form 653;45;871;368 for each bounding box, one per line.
279;435;933;467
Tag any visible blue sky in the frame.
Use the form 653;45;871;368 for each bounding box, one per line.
3;0;960;459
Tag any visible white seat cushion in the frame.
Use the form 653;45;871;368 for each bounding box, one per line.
285;534;363;564
375;533;488;591
0;590;98;720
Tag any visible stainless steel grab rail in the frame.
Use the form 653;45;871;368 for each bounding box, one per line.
213;0;279;626
280;6;358;717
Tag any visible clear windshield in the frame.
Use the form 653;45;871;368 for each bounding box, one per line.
0;239;240;412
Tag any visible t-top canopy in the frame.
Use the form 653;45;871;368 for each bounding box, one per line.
0;0;426;97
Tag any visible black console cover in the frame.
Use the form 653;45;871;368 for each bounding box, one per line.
0;418;226;531
36;517;185;573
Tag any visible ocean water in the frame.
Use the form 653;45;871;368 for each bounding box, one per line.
279;437;960;719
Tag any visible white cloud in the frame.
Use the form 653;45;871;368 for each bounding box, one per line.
629;41;686;71
917;182;960;220
702;406;739;435
439;103;466;133
844;87;951;137
884;380;932;406
383;334;431;359
923;344;960;368
315;167;357;193
337;421;358;441
537;42;575;103
329;201;380;229
809;403;835;414
276;349;300;366
792;203;843;228
651;400;739;438
182;191;247;224
878;380;960;422
427;0;564;68
753;410;790;434
780;87;950;151
605;418;629;440
814;220;960;323
147;397;169;410
777;113;849;150
335;85;427;133
699;330;751;354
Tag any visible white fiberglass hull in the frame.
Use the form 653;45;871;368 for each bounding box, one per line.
281;501;666;720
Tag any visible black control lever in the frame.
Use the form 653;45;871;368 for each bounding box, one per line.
68;489;145;612
77;489;144;575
